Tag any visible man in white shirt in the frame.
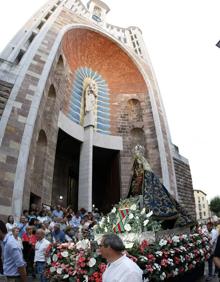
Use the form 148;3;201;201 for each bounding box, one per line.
206;222;219;281
34;229;50;282
99;234;143;282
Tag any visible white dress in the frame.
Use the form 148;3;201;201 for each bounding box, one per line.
6;222;16;233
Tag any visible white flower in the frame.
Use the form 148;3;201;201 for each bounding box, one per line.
88;257;96;267
200;249;204;255
146;210;153;218
104;227;108;232
173;268;179;276
130;204;137;211
154;263;161;271
180;246;186;251
57;268;63;274
124;242;134;249
124;223;131;231
155;251;163;257
160;272;166;280
129;213;134;219
143;219;149;226
76;239;90;250
159;239;167;247
83;275;88;282
111;207;116;213
140;208;146;215
63;274;69;279
168;258;174;266
50;266;56;273
172;235;180;243
99;218;105;227
107;216;110;223
52;254;58;262
61;251;69;258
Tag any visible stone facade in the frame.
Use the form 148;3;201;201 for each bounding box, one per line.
0;0;195;218
173;145;196;218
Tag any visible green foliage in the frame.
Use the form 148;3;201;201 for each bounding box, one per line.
210;196;220;216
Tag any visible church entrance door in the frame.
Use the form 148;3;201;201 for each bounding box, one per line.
92;146;120;213
52;129;80;211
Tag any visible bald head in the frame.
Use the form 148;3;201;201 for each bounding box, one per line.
36;228;45;241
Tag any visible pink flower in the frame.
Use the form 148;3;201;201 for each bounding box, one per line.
146;264;154;273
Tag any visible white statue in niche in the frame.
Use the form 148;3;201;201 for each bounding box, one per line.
83;78;98;114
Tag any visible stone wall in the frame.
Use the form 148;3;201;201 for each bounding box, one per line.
173;145;196;219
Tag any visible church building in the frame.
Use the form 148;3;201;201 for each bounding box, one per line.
0;0;195;219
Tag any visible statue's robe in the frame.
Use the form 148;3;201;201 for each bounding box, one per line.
128;159;194;227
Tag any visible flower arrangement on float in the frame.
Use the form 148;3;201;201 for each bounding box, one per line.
131;231;211;281
45;231;211;281
93;198;161;235
45;240;106;282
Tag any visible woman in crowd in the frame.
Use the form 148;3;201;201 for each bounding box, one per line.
6;215;16;234
22;225;37;277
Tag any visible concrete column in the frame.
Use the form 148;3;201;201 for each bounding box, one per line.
78;113;94;212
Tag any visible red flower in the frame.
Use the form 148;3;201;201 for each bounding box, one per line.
185;255;190;261
162;250;169;258
140;240;149;253
174;257;180;264
78;257;86;263
80;262;86;268
93;272;100;278
161;259;168;267
147;254;155;262
98;263;107;273
179;267;184;273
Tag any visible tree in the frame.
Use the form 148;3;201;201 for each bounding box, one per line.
210;196;220;216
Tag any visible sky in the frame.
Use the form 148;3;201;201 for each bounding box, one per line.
0;0;220;200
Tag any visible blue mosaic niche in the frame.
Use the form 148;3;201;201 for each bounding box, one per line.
68;67;111;135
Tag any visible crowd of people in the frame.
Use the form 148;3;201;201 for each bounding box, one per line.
0;203;220;282
0;204;102;282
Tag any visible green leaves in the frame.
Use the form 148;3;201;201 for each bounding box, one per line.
210;196;220;216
